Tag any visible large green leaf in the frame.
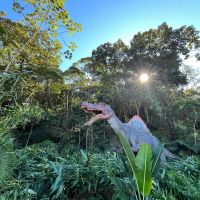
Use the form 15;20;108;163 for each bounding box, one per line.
135;144;152;196
117;131;153;197
152;143;164;175
117;131;137;173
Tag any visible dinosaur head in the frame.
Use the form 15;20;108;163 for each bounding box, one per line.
81;102;113;126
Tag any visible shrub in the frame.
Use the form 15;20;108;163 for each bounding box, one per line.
1;141;200;200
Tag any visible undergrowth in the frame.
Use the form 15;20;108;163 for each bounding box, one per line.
0;141;200;200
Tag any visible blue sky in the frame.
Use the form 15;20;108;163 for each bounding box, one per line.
2;0;200;71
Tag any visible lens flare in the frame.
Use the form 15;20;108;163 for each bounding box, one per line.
140;73;149;83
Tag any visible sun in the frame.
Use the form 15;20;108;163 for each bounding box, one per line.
139;73;149;83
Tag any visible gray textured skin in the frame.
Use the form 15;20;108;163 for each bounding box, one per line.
81;102;177;162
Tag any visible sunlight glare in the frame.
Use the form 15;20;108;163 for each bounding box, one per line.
140;73;149;83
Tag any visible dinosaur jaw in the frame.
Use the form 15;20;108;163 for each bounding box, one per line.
81;102;112;126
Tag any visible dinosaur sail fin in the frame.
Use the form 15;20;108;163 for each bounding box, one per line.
128;115;150;133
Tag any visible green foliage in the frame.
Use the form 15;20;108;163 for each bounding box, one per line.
70;23;200;126
152;143;164;175
0;136;17;189
1;0;82;72
0;141;123;199
15;0;82;36
0;103;45;135
0;141;199;199
0;104;43;191
1;5;200;199
117;130;164;198
163;89;200;148
152;157;200;200
135;144;152;196
130;23;200;85
0;150;16;188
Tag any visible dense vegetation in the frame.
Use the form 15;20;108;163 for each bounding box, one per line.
1;141;200;200
0;0;200;199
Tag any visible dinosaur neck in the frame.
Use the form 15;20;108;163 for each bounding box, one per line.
107;112;124;133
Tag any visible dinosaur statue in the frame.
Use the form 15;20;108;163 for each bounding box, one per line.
81;102;178;162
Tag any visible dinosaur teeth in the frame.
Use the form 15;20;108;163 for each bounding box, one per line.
81;106;103;115
87;109;102;114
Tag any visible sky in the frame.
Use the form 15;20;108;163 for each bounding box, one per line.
1;0;200;71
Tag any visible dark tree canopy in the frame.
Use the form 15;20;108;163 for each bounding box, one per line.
129;23;200;85
66;23;200;124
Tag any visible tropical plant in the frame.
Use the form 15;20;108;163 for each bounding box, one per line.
152;156;200;200
0;140;199;199
117;130;163;200
0;136;17;189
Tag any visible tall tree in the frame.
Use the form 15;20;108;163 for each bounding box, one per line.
0;0;82;72
72;23;200;123
0;17;65;106
129;23;200;85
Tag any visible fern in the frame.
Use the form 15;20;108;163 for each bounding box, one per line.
0;152;16;187
0;137;17;188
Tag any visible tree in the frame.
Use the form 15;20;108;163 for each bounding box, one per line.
0;2;83;151
129;23;200;85
181;64;200;90
0;0;83;106
163;89;200;144
0;17;62;74
0;0;82;72
0;17;65;106
71;23;200;131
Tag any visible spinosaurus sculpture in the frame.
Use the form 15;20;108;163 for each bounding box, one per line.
81;102;178;162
